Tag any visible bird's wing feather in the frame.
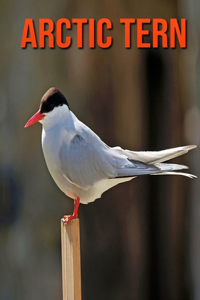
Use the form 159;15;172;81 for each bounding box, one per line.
151;172;197;178
115;159;161;177
60;118;197;189
59;134;117;190
59;133;181;189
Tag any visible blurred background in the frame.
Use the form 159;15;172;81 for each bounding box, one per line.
0;1;200;300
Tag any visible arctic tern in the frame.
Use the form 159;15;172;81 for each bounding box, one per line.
25;87;196;222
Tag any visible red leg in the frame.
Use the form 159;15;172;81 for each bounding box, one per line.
63;197;80;223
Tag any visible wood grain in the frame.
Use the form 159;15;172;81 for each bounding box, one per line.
61;219;82;300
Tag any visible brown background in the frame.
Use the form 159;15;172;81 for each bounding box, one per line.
0;1;200;300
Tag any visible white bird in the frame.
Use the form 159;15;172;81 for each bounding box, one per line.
25;87;197;222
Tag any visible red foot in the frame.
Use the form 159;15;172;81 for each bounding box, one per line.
63;214;77;223
62;197;80;224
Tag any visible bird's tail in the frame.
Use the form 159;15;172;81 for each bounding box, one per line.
114;145;196;163
112;145;197;178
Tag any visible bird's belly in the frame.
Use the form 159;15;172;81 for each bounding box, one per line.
78;177;134;204
49;169;78;199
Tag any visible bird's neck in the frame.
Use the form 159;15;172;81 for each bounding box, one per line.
42;106;75;131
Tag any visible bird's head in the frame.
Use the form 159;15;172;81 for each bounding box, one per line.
25;87;70;128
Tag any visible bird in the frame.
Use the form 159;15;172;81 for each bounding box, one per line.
25;87;197;223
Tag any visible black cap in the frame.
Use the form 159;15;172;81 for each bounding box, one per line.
40;87;69;114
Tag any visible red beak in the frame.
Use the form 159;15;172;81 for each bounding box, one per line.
25;110;45;128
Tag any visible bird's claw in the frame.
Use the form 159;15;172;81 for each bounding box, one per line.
62;197;80;223
62;215;77;224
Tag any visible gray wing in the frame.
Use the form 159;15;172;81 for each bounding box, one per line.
59;134;163;190
59;134;117;190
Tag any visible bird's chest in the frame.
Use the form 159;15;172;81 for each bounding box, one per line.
41;128;61;171
41;127;75;172
41;128;79;199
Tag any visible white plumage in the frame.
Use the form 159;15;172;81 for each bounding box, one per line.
40;103;196;204
25;88;197;220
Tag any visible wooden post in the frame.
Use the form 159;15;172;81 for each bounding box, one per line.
61;219;82;300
